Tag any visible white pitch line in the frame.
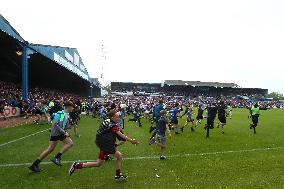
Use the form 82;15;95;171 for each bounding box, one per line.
0;146;282;168
0;129;49;147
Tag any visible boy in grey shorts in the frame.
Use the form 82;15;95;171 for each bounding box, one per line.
149;110;171;160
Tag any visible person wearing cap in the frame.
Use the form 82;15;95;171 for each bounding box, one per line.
28;101;74;173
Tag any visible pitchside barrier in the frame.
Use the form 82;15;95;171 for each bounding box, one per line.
0;106;21;118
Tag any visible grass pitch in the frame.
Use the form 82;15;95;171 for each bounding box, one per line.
0;108;284;189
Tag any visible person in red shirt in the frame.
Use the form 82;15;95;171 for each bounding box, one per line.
69;110;139;181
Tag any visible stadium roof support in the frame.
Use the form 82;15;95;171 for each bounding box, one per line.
0;14;30;100
21;44;28;100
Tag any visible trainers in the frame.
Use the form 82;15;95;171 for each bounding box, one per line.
28;165;41;173
180;127;184;132
160;155;166;160
175;132;180;135
115;174;128;181
149;137;156;145
51;157;62;166
104;155;113;161
69;161;78;176
190;127;195;132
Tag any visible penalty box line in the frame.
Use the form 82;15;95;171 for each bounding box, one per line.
0;129;49;148
0;146;282;168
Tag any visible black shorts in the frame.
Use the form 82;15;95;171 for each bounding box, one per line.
35;109;43;115
196;115;203;120
50;134;66;141
252;115;259;125
70;118;77;125
171;119;178;125
218;116;226;124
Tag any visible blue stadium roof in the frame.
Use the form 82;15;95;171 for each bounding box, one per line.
0;14;25;42
0;14;91;82
29;44;90;80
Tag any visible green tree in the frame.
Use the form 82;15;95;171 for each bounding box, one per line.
102;84;111;94
267;92;284;101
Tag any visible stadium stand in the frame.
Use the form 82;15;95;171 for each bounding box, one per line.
111;80;268;99
0;14;102;124
0;14;100;99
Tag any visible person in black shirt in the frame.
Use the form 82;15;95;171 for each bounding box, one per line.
196;105;204;125
217;101;227;134
69;105;81;138
204;103;218;130
128;103;142;127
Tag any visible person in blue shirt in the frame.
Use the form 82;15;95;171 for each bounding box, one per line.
26;101;36;118
149;100;164;139
118;106;125;129
170;102;181;134
149;110;171;160
29;101;74;173
153;100;164;122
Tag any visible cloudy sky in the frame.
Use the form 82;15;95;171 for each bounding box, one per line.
1;0;284;94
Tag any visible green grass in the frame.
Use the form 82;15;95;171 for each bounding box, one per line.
0;108;284;189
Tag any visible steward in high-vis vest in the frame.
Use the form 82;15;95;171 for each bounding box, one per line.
29;101;74;173
81;102;87;112
250;103;260;130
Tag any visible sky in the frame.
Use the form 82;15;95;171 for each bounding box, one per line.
1;0;284;94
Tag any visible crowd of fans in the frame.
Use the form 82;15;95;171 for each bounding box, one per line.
0;80;283;123
0;81;91;120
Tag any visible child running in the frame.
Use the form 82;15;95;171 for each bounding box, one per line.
181;105;196;132
69;110;139;181
149;110;171;160
28;101;74;172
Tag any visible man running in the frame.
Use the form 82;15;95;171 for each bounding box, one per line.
196;105;204;125
69;105;81;138
249;103;260;131
217;101;227;134
149;100;164;139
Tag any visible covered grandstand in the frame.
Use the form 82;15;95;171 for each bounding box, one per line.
111;82;161;93
0;14;100;99
111;80;268;97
